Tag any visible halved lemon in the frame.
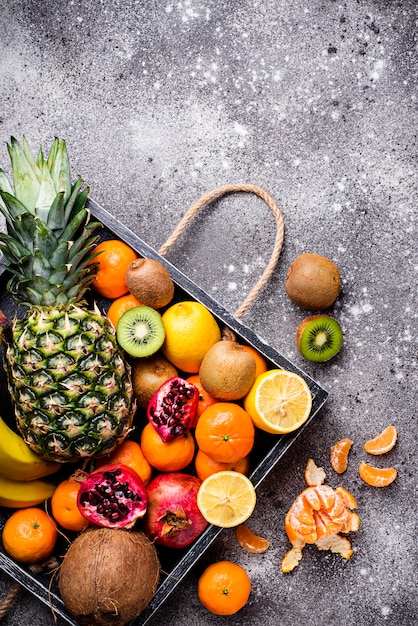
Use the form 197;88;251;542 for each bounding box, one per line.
197;470;256;528
244;369;312;434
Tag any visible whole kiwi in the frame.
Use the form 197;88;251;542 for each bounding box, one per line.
199;340;256;401
126;258;175;309
132;353;178;408
285;253;341;310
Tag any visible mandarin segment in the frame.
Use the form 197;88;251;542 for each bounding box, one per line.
358;461;397;487
330;438;353;474
364;425;398;455
235;524;270;553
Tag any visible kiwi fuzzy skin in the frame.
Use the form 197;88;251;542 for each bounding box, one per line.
296;315;343;362
126;258;175;309
285;253;341;310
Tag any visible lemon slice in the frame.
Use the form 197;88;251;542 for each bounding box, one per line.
244;369;312;434
197;470;256;528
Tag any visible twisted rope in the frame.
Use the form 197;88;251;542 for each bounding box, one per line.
159;183;285;318
0;581;20;621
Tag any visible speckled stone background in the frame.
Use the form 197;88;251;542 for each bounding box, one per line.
0;1;416;625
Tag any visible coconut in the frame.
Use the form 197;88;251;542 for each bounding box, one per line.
59;527;160;626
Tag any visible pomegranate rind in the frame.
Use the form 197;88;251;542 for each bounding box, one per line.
147;377;199;442
77;464;148;529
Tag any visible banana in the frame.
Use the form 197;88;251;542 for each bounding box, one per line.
0;474;56;508
0;415;60;481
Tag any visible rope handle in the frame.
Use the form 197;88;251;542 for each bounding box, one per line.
0;581;20;622
158;183;285;318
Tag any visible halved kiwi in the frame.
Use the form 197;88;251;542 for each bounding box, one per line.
116;306;165;357
296;315;343;362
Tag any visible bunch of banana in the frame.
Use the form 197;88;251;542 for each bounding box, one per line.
0;415;59;507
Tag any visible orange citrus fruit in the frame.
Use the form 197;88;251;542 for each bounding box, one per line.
197;470;256;528
244;369;312;434
195;449;250;481
235;524;270;553
90;239;137;299
2;508;58;563
240;345;268;378
330;438;353;474
364;425;398;455
50;478;88;532
161;301;221;373
106;293;143;328
198;560;251;615
186;374;218;426
195;402;255;464
140;422;195;472
358;461;397;487
94;440;153;486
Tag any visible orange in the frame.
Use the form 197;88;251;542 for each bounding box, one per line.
107;293;143;328
90;239;137;299
195;449;250;481
198;560;251;615
235;524;270;553
94;440;153;486
2;508;58;563
358;461;397;487
330;438;353;474
240;345;268;378
195;403;255;464
364;425;398;455
186;374;218;426
140;422;195;472
50;478;88;532
161;301;221;372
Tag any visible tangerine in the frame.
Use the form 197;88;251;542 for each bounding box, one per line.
358;461;397;487
330;438;353;474
240;345;268;378
195;402;255;464
235;524;270;553
364;425;398;455
106;293;143;329
50;478;88;532
90;240;137;299
195;449;250;481
140;422;195;472
2;508;58;563
186;374;218;427
198;560;251;615
94;440;153;486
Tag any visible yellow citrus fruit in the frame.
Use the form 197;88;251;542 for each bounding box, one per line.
244;369;312;434
161;301;221;373
197;470;256;528
364;425;398;455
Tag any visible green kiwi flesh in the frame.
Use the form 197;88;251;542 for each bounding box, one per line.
116;306;165;357
296;315;343;362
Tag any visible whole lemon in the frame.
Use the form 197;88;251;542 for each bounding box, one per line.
161;301;221;373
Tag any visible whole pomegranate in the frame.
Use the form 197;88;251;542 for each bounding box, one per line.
143;473;208;549
77;464;148;529
147;376;199;442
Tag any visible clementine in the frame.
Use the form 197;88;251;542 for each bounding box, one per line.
94;439;153;485
140;422;195;472
51;478;88;532
107;293;143;329
195;449;250;481
198;560;251;615
90;239;137;299
2;508;58;563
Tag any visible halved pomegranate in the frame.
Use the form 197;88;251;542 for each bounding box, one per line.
147;376;199;442
77;463;148;529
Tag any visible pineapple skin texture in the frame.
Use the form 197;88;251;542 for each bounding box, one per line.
6;304;136;463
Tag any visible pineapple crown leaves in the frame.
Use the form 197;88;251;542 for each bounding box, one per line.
0;136;102;307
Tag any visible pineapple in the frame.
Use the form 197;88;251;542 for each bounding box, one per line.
0;137;135;462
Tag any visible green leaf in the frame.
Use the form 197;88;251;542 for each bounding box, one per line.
47;138;59;170
0;169;14;195
50;139;71;203
46;191;65;232
33;217;58;258
35;160;57;221
22;136;42;183
0;190;33;219
8;137;40;211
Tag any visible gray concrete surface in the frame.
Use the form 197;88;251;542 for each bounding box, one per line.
0;1;416;625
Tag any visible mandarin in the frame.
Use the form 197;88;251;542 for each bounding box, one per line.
94;439;153;485
140;422;195;472
195;402;255;464
198;560;251;615
51;478;88;532
91;239;137;299
186;374;218;427
106;293;143;329
240;344;268;378
195;449;250;481
2;508;58;563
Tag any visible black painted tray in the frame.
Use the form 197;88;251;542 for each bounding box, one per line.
0;198;328;625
